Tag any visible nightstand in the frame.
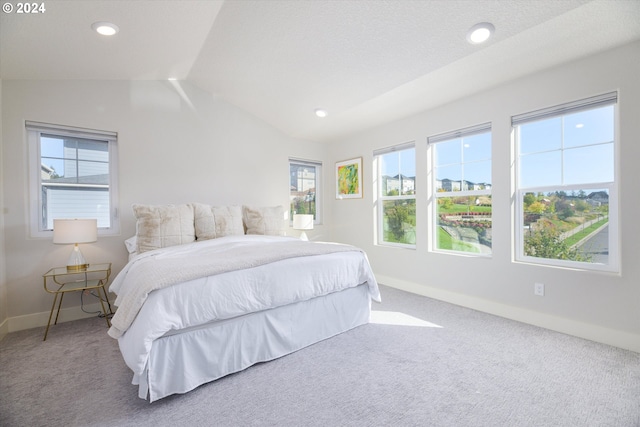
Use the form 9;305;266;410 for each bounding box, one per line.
42;263;113;341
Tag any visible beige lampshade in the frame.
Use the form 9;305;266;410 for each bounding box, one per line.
292;214;314;230
292;214;313;241
53;219;98;244
53;219;97;271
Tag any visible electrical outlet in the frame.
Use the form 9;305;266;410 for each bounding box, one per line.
534;282;545;296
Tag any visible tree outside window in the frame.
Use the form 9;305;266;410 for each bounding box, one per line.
514;93;617;271
431;127;492;255
289;159;322;224
376;144;416;246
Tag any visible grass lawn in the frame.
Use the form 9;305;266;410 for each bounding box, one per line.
564;218;608;247
437;227;480;253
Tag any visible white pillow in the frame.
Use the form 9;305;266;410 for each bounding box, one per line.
193;203;244;240
124;236;137;253
133;204;195;253
242;205;285;236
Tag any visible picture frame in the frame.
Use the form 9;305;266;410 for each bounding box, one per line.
335;157;363;199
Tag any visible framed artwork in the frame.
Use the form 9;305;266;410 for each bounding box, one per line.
335;157;363;199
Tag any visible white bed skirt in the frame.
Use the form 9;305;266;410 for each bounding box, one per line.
135;283;372;402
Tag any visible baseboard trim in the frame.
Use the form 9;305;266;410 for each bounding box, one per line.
0;317;8;342
376;274;640;354
7;302;109;335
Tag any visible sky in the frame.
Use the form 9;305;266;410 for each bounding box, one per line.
380;104;614;193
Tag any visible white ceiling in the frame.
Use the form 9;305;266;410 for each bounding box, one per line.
2;0;639;142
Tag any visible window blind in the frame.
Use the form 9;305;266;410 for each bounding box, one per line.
511;91;617;126
373;141;415;157
428;122;491;144
289;157;322;168
26;121;117;142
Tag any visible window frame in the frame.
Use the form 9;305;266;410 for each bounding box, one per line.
288;158;322;225
374;141;416;248
27;121;120;238
512;92;619;272
429;123;492;256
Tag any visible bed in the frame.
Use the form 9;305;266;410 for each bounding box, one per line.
108;203;380;402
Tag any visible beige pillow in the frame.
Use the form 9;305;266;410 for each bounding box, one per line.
133;204;195;253
242;205;285;236
193;203;244;240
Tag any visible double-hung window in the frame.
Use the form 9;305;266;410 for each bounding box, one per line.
374;142;416;246
429;124;492;255
513;92;618;271
289;158;322;224
27;122;119;237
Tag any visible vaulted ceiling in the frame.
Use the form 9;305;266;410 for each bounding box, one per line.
2;0;639;142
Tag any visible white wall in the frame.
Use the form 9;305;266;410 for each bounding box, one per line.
0;79;8;339
2;43;638;352
1;79;327;331
327;41;640;352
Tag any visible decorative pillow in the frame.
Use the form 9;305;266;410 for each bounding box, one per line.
133;204;195;253
193;203;244;240
242;205;285;236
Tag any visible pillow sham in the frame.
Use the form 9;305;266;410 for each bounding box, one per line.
133;203;195;253
193;203;244;240
124;236;139;261
124;236;137;254
242;205;285;236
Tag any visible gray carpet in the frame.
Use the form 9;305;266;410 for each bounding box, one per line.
1;285;639;427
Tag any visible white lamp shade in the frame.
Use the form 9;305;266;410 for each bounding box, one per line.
53;219;98;244
292;214;314;230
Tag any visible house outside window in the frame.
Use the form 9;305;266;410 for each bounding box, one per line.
513;92;618;272
374;142;416;247
429;124;492;255
27;122;119;237
289;158;322;224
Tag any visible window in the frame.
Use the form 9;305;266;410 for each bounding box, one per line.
289;158;322;224
375;142;416;246
430;124;492;255
27;122;119;237
513;92;618;271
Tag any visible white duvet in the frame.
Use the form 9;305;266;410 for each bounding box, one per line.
110;235;380;379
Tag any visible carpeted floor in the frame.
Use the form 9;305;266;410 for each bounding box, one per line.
1;285;639;427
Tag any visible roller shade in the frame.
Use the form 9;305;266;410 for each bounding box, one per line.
511;92;617;126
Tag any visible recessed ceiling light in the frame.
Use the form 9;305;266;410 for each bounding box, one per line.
91;21;119;36
314;108;328;118
168;77;178;81
466;22;494;44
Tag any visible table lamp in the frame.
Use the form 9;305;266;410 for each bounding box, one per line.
53;218;98;271
292;214;314;241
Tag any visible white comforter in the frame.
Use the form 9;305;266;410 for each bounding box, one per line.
110;235;380;378
108;235;372;338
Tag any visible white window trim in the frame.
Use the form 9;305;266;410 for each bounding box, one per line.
374;142;416;249
429;124;492;257
512;93;619;273
289;157;322;225
27;121;120;238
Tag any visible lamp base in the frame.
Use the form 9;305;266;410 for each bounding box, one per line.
66;264;89;272
67;244;88;271
299;231;309;241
